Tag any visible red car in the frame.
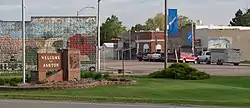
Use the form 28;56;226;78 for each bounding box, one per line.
179;52;199;64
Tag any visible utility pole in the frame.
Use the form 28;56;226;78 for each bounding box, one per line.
22;0;26;84
129;31;132;60
191;21;195;55
97;0;101;71
164;0;168;69
155;28;159;52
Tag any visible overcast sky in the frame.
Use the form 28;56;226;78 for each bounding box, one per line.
0;0;250;28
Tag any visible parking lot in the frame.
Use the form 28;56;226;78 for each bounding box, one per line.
101;60;250;76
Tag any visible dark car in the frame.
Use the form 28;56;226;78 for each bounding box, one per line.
136;52;149;61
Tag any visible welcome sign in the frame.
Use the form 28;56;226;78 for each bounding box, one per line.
38;53;62;70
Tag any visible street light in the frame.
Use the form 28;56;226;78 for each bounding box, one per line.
22;0;26;84
97;0;101;71
164;0;168;69
77;6;96;16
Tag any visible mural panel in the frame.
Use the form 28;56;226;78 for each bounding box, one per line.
0;16;97;71
208;38;230;49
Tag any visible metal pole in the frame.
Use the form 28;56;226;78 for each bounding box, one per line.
136;35;139;54
122;39;125;79
191;22;195;55
129;31;132;60
103;47;105;71
22;0;26;84
97;0;101;71
164;0;168;69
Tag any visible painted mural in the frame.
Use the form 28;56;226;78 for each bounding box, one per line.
208;38;230;49
0;16;97;71
0;16;96;38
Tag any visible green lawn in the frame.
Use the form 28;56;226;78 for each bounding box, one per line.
1;76;250;106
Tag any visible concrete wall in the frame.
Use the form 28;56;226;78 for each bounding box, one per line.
195;29;250;61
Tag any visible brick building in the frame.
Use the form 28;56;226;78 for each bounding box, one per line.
116;24;250;61
115;24;194;60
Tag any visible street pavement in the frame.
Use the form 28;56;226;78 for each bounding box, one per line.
101;60;250;76
0;99;245;108
0;99;201;108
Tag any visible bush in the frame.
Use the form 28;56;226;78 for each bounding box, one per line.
25;73;31;83
103;73;110;79
9;81;18;86
10;77;22;83
80;71;110;80
0;78;5;85
0;72;22;76
148;63;210;80
93;73;102;80
81;71;94;78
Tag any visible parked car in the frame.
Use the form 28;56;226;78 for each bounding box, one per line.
179;52;199;64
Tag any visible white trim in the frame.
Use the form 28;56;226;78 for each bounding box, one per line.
135;39;165;43
196;25;250;30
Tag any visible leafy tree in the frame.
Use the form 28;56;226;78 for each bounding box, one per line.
230;9;250;26
131;13;193;32
100;15;127;45
131;24;147;32
230;9;244;26
178;15;193;27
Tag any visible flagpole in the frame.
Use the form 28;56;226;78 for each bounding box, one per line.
22;0;26;84
164;0;168;69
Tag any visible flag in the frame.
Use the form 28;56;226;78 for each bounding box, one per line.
168;9;178;35
188;32;192;46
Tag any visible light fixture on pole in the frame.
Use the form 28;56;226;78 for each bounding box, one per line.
22;0;26;84
77;6;96;16
97;0;101;71
164;0;168;69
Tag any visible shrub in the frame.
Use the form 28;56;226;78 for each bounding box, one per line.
25;73;31;83
148;63;210;80
103;73;110;79
148;70;166;78
93;72;102;80
81;71;94;78
0;72;22;76
0;78;5;85
10;77;22;83
9;81;18;86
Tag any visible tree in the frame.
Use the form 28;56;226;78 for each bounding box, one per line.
131;13;193;32
100;15;127;45
230;9;244;26
131;24;147;32
230;9;250;26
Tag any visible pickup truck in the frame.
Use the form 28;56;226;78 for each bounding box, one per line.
197;48;240;65
179;52;199;64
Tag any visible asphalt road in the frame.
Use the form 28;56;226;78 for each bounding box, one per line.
101;60;250;76
0;100;201;108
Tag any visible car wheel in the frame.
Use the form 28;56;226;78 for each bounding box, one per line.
205;58;211;64
89;67;96;72
194;59;199;64
182;59;186;63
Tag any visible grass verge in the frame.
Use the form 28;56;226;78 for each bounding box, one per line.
0;76;250;106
